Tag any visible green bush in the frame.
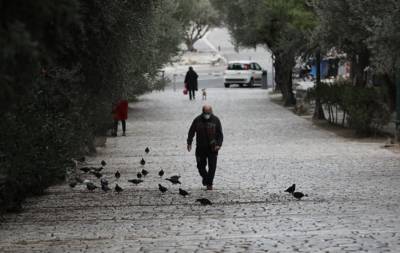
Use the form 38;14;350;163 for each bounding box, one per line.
307;80;391;135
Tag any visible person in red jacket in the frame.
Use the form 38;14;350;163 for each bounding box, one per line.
112;99;128;136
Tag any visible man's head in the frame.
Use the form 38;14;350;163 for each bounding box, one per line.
202;104;212;114
189;66;193;71
202;105;213;120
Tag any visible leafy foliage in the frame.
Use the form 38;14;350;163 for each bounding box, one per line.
0;0;184;211
212;0;316;106
307;80;391;135
177;0;221;51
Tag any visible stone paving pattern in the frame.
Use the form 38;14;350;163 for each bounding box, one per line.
0;89;400;252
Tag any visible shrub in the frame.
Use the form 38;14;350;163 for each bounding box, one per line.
307;80;391;135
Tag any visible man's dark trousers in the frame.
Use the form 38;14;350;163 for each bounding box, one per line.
196;152;217;186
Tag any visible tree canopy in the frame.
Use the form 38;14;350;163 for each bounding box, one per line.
177;0;221;51
212;0;317;105
0;0;185;211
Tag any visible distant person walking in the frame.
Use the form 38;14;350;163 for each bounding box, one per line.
187;105;223;190
112;99;128;136
184;66;198;100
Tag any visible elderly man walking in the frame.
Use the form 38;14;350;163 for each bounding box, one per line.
187;105;223;190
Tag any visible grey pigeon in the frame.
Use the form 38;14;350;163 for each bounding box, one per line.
101;184;111;192
179;188;189;197
166;177;181;185
293;192;308;200
69;181;77;188
115;184;123;193
141;169;149;177
158;184;168;193
158;169;164;177
100;178;109;186
284;184;295;194
170;175;180;181
140;158;146;166
196;198;212;205
80;167;91;173
145;147;150;154
137;172;142;179
115;171;121;179
86;182;97;191
128;179;143;185
101;160;106;167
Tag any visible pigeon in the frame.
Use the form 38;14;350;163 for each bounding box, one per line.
69;181;77;188
137;172;142;179
179;188;189;197
284;184;296;194
158;169;164;177
101;184;111;192
80;167;91;173
86;182;97;191
293;192;308;200
128;179;143;185
101;160;106;167
91;171;103;179
140;158;146;166
141;169;149;177
169;175;180;181
166;177;181;185
100;178;109;186
196;198;212;206
158;184;168;193
145;147;150;154
115;171;121;179
115;184;123;193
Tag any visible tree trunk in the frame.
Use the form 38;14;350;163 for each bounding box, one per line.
313;49;325;120
274;53;296;106
350;47;370;87
185;39;196;52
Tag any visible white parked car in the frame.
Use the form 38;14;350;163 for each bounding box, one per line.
223;61;264;88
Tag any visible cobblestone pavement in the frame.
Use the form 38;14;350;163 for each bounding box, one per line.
1;88;400;252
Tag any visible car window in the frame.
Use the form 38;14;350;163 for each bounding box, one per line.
255;63;262;70
228;63;250;70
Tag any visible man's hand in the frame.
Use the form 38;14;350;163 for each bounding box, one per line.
187;144;192;152
214;146;221;152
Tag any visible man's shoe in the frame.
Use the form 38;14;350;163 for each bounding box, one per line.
122;132;126;136
207;185;213;191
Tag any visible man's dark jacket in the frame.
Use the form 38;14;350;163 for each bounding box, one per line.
187;114;223;155
184;69;198;91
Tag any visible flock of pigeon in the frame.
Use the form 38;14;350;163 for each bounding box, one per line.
70;147;213;206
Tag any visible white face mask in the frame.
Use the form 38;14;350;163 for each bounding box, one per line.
203;113;211;120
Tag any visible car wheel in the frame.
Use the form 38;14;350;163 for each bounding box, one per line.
248;78;254;87
224;83;230;88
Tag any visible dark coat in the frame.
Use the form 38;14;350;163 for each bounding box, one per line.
187;114;223;155
184;69;198;91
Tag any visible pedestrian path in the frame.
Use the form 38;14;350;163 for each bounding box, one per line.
0;88;399;252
